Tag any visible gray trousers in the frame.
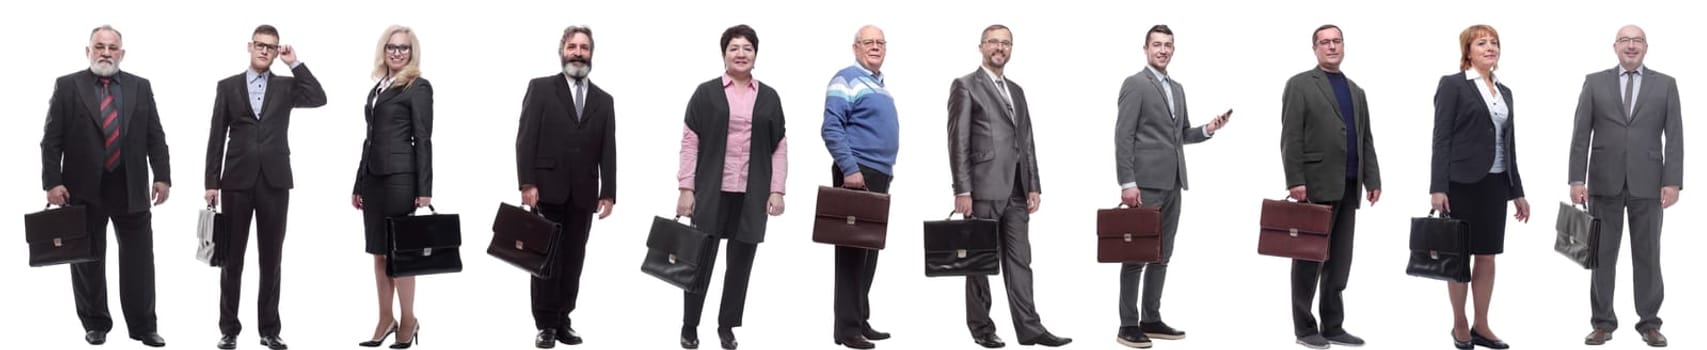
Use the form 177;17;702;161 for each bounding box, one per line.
965;184;1049;340
1589;187;1666;331
1119;187;1181;326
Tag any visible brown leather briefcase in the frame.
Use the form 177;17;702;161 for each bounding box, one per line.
1257;198;1335;262
1096;204;1163;263
812;186;891;250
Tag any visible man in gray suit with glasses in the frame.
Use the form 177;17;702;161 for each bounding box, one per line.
1571;24;1682;348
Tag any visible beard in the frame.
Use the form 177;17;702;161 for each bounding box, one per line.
90;60;118;77
562;56;591;79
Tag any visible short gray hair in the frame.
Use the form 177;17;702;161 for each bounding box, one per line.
90;25;123;42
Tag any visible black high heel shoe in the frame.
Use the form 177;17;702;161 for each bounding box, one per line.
390;322;420;349
361;323;398;347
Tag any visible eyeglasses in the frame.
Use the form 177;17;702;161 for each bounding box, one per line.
385;44;412;54
1617;37;1647;46
982;39;1012;48
858;39;886;47
252;41;279;53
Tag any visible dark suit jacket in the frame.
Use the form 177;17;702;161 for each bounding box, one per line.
1115;66;1211;191
1280;68;1381;204
516;74;617;209
1568;67;1684;198
41;70;172;213
948;68;1041;200
204;64;327;191
352;78;433;196
1430;72;1524;198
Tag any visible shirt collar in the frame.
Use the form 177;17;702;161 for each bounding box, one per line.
89;70;122;83
246;68;269;83
855;63;883;84
1464;68;1500;84
980;66;1004;85
1619;65;1645;76
721;73;757;90
1146;65;1170;83
564;74;588;88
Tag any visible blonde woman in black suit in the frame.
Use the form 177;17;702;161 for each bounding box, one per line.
1429;24;1529;350
353;25;433;349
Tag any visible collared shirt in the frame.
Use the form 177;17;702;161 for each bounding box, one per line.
371;74;394;107
981;66;1014;114
92;70;125;126
1147;65;1178;118
678;74;789;194
1465;69;1509;173
246;61;302;119
564;75;587;114
1619;65;1645;115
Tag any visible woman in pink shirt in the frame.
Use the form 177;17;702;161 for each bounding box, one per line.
674;24;788;350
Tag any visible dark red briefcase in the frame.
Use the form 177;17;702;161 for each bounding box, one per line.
1257;198;1335;262
1096;204;1163;263
812;186;891;250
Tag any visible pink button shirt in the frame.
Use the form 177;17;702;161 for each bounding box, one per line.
678;75;788;194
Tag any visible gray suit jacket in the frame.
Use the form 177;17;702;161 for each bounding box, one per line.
949;68;1041;200
1568;66;1684;198
1115;66;1211;191
1280;68;1381;204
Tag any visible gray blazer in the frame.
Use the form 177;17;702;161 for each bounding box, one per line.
949;68;1041;200
1568;67;1685;198
1115;66;1211;191
1280;68;1381;203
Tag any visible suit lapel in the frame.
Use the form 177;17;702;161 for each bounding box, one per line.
238;76;259;119
553;75;583;125
78;73;103;128
119;73;138;134
1141;67;1172;121
1632;70;1661;121
364;80;381;121
972;69;1016;125
1309;71;1345;121
258;73;280;120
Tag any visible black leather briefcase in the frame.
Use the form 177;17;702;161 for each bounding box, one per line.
488;203;562;278
641;216;717;293
386;205;464;277
922;212;1001;277
24;204;99;267
1406;210;1472;283
1555;202;1600;269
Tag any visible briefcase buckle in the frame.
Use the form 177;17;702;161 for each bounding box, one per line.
668;254;678;264
1429;250;1439;260
956;249;968;258
515;240;525;250
847;216;857;225
1123;233;1132;242
422;247;433;256
1289;228;1299;237
53;238;63;247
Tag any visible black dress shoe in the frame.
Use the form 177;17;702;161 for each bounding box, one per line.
536;329;559;348
973;334;1006;348
260;335;289;350
836;336;876;349
861;327;891;341
1139;321;1185;340
1117;326;1153;348
130;332;166;347
218;334;238;350
557;327;583;345
85;330;107;345
1451;331;1472;350
717;327;738;350
1470;330;1509;349
681;327;699;349
1020;332;1072;347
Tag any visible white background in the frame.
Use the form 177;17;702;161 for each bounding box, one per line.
1;1;1701;349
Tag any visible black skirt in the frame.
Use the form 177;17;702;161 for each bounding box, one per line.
1446;172;1510;255
360;173;418;254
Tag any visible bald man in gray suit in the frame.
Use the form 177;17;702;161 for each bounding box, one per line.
1571;25;1682;348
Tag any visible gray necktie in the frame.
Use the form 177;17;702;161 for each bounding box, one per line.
994;79;1014;114
1622;71;1635;120
574;79;587;120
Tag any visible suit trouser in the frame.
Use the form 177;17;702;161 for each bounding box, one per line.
218;178;290;337
71;165;159;336
966;179;1048;340
1118;186;1181;326
531;201;595;330
830;165;892;339
684;192;760;329
1590;185;1665;331
1290;181;1359;337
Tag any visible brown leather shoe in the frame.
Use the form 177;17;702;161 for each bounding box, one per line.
1585;329;1612;345
1642;329;1667;347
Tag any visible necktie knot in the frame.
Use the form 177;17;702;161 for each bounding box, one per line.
99;77;112;87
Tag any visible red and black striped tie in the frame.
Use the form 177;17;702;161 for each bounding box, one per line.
99;77;121;171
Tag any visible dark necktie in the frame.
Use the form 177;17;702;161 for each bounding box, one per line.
99;77;122;171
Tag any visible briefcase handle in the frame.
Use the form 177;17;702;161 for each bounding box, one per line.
943;211;978;220
408;205;440;216
1426;209;1455;218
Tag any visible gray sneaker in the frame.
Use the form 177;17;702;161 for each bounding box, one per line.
1297;334;1329;349
1326;333;1365;347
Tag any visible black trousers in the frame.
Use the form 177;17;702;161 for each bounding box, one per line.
531;201;595;330
684;192;760;329
71;165;158;336
1291;180;1359;337
218;177;291;337
830;165;892;339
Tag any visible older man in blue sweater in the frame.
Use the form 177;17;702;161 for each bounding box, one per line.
823;25;899;350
